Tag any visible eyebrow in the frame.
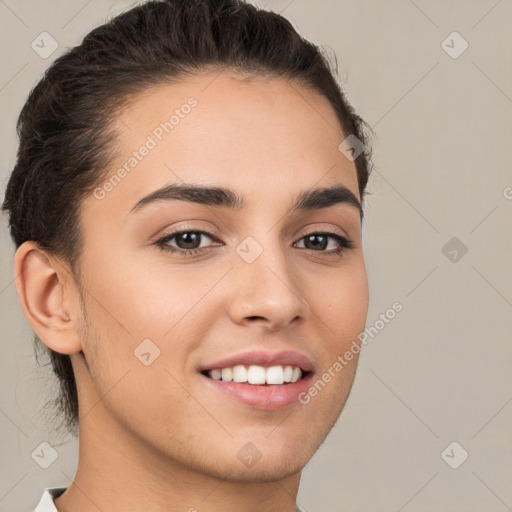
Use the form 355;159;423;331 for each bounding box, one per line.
128;183;363;221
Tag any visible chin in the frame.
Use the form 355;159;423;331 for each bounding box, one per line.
235;436;318;482
217;456;308;484
169;439;315;484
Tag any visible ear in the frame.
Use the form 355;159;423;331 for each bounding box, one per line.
14;241;83;355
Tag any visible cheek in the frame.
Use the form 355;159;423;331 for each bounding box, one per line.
77;250;224;412
307;266;367;407
81;243;197;337
318;266;369;342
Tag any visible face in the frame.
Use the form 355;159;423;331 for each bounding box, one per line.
74;72;369;482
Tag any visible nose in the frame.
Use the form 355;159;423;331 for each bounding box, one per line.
227;238;309;332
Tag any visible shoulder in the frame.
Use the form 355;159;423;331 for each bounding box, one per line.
33;488;304;512
33;487;67;512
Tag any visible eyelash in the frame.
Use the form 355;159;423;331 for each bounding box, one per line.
154;228;354;257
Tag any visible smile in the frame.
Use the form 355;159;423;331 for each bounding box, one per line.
203;364;304;385
199;352;315;410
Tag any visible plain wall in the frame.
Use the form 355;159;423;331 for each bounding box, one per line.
1;1;511;511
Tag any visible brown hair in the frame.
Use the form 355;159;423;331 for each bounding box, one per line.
2;0;373;435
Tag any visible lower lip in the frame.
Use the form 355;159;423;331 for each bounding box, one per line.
200;372;315;410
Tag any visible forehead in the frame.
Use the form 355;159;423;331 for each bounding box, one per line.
91;72;360;216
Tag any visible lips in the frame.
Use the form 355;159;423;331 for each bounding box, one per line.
198;350;315;410
199;349;314;373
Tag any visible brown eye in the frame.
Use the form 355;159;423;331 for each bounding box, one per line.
155;230;218;256
295;232;354;255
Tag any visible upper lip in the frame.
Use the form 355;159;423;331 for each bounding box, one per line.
199;350;314;373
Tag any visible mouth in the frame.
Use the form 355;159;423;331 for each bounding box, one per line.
198;351;315;410
200;364;311;386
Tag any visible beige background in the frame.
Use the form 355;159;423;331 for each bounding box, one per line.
1;1;511;511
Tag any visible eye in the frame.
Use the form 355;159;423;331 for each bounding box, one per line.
295;231;354;256
154;229;354;257
155;229;218;256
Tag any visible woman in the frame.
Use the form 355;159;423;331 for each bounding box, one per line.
2;0;373;510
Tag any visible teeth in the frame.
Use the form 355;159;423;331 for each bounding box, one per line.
266;365;284;385
233;365;247;382
283;365;293;383
206;364;303;385
210;369;222;380
291;366;301;383
221;368;233;382
247;365;266;384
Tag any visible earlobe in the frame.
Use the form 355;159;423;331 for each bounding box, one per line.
14;241;83;355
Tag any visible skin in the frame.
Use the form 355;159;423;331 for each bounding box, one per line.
15;71;369;512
